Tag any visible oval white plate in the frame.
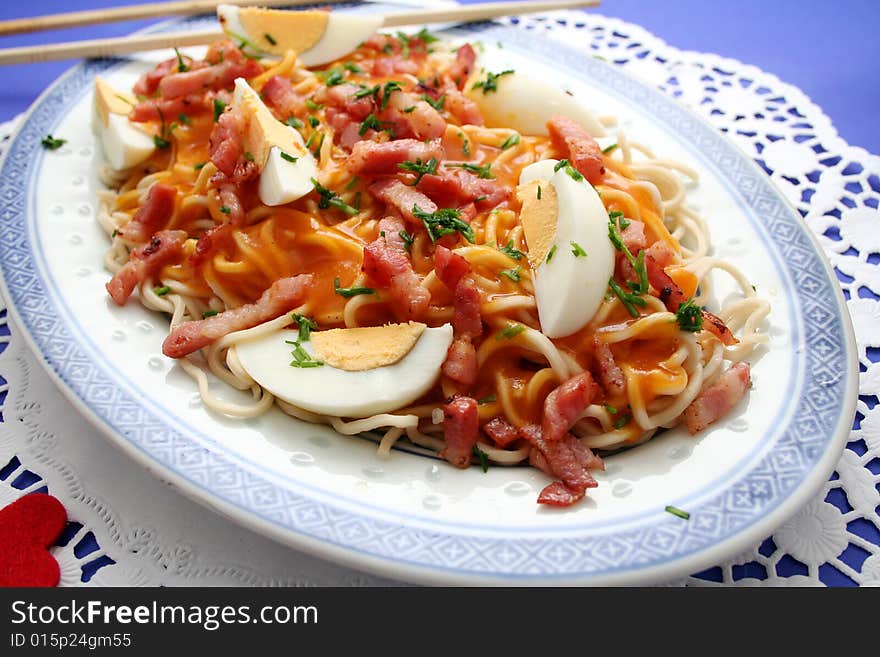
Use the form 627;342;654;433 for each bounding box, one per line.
0;11;858;585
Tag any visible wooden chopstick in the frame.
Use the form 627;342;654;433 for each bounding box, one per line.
0;0;348;37
0;0;600;65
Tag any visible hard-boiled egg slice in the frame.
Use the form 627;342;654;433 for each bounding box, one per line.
232;78;317;206
92;76;155;170
465;70;605;138
236;322;454;418
517;159;615;338
217;4;383;67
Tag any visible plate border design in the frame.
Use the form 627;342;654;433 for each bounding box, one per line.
0;21;857;584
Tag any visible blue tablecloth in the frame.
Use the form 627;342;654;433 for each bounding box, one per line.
0;0;877;154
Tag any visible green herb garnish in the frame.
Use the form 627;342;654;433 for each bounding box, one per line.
344;62;362;73
212;98;226;123
421;93;445;111
478;394;497;405
447;161;494;179
399;230;415;252
305;98;324;111
321;67;346;87
546;244;558;264
311;178;358;215
264;33;277;46
280;152;298;164
153;135;170;149
291;313;317;342
202;309;219;318
333;277;375;298
285;116;304;129
500;133;520;150
665;505;690;520
153;285;171;296
193;162;206;170
497;323;525;340
285;339;324;368
308;116;320;128
381;81;403;110
554;158;584;182
174;48;188;72
219;205;231;215
499;267;521;282
499;240;524;261
473;444;490;473
613;413;632;430
359;113;384;136
602;143;618;154
397;158;438;185
571;241;587;258
675;298;703;333
608;278;646;317
472;69;514;94
603;403;618;415
353;84;379;99
413;206;475;243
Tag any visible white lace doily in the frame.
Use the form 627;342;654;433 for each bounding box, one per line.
1;9;878;587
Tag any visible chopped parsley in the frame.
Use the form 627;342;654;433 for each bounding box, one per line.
291;313;317;342
264;33;277;46
219;205;231;215
554;158;584;182
472;69;514;94
308;116;320;128
609;210;631;231
608;278;646;317
613;413;632;430
359;113;386;136
546;244;558;264
500;133;521;150
413;206;475;243
675;298;703;332
311;178;358;216
571;241;587;258
665;505;691;520
243;151;254;162
397;157;438;185
153;285;171;296
447;161;494;179
473;444;490;473
40;134;66;150
280;152;298;164
174;47;188;72
398;230;415;252
477;394;497;405
344;62;362;73
415;28;439;44
602;143;618;154
353;84;379;99
381;81;403;110
499;267;521;282
153;135;170;149
499;240;524;261
603;403;618;415
497;323;525;340
310;132;325;158
333;277;375;298
537;185;542;200
193;162;206;170
345;176;360;190
305;98;324;111
285;116;304;129
286;339;324;368
321;67;346;87
202;309;219;318
607;214;648;297
421;93;445;111
212;97;226;123
177;113;191;125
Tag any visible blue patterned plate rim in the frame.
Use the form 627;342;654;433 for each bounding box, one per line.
0;12;858;584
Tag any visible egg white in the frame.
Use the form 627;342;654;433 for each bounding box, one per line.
235;324;454;418
520;159;615;338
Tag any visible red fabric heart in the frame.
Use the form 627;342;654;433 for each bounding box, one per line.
0;493;67;587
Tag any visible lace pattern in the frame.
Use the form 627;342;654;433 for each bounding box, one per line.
0;9;877;586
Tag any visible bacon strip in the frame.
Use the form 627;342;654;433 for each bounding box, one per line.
483;417;519;448
645;254;738;345
133;58;176;97
314;83;373;121
157;57;261;99
162;275;314;358
381;89;446;140
417;167;508;210
347;139;445;175
522;426;601;507
593;336;625;397
369;178;437;223
119;184;176;243
433;245;469;290
452;278;482;340
261;75;307;119
361;217;430;320
441;396;479;468
129;93;211;123
547;114;605;185
442;86;483;126
449;43;477;89
542;372;600;442
106;230;187;306
442;338;478;386
190;222;234;266
684;362;751;434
